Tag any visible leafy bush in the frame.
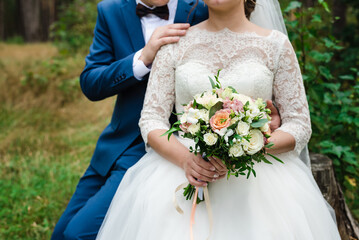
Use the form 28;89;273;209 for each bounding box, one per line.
282;1;359;219
50;0;100;54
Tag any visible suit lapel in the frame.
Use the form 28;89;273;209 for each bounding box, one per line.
174;0;195;24
120;0;145;51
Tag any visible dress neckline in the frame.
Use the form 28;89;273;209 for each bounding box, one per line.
189;27;275;39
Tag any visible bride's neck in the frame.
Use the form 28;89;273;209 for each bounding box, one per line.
206;3;250;32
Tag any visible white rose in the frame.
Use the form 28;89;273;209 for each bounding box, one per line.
260;123;270;132
221;87;233;99
246;129;264;155
229;143;244;157
180;113;188;124
236;121;250;136
203;132;218;146
187;123;200;135
195;91;222;109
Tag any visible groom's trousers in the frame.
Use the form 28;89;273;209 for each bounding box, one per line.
51;136;146;240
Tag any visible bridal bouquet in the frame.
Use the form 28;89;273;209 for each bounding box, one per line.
164;70;283;202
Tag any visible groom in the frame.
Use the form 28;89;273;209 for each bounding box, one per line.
51;0;209;239
52;0;282;239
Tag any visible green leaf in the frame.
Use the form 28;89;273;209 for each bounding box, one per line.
267;153;284;164
265;142;274;149
284;1;302;12
208;101;224;119
309;51;333;63
227;86;238;93
311;14;322;23
339;75;355;81
250;119;268;128
318;66;333;79
208;77;216;89
161;126;180;141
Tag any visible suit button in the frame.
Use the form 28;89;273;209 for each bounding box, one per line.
122;73;126;79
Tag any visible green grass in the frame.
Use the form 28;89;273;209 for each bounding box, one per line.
0;105;112;239
0;43;114;239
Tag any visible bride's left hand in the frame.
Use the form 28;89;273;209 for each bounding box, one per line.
207;156;227;180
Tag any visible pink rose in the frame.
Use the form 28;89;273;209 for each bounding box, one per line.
180;122;191;133
210;109;231;131
223;98;244;113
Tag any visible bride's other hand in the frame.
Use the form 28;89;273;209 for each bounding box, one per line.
183;153;220;187
266;100;281;131
207;156;227;179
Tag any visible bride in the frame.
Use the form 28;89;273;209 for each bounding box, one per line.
97;0;341;239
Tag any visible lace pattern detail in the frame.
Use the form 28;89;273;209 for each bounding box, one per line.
139;28;311;155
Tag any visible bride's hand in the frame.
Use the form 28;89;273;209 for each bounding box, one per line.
183;153;221;187
207;156;227;180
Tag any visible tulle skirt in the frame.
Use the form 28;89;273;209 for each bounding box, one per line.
96;138;341;240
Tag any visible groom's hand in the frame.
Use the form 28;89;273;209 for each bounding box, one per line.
183;153;221;187
140;23;190;66
266;100;281;131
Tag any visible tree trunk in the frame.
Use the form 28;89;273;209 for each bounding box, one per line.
0;0;4;40
19;0;41;42
310;153;359;240
333;0;347;37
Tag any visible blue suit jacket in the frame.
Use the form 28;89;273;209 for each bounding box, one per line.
80;0;208;176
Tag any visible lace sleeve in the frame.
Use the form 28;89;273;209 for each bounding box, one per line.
139;44;176;148
273;37;312;155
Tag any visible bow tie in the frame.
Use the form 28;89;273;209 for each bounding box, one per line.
136;4;169;20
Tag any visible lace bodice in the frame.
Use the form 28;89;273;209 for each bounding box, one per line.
139;27;311;155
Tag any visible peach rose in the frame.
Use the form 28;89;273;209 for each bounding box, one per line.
210;109;231;131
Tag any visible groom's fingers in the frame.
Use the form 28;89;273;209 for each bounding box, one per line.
266;100;281;131
168;23;190;29
158;36;180;46
160;28;187;38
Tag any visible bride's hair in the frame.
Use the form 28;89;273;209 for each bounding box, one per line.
188;0;257;22
244;0;257;20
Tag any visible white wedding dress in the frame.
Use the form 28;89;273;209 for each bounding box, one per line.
96;28;341;240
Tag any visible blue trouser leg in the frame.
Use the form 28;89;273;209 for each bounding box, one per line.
52;165;106;240
51;141;145;240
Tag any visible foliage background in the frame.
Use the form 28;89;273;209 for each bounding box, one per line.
0;0;358;239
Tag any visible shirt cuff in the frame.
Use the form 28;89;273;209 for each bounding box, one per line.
133;49;151;80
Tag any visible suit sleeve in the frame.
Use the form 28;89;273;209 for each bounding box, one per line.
80;3;140;101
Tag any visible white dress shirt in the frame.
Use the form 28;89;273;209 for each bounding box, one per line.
132;0;178;80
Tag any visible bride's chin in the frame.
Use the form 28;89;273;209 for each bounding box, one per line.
204;0;242;12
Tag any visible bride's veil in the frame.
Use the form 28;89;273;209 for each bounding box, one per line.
250;0;337;223
250;0;311;169
250;0;288;35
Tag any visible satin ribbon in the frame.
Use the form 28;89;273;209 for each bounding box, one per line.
174;182;213;240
